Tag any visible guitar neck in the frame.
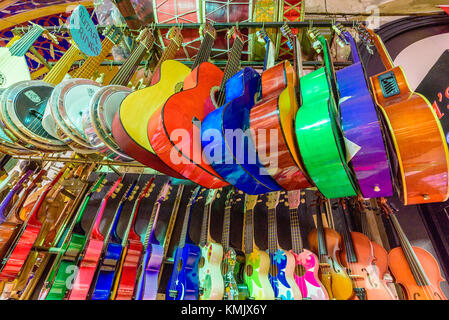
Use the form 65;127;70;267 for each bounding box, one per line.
141;199;161;250
73;37;114;79
289;208;304;254
9;24;44;57
267;208;278;254
123;196;143;244
179;202;194;248
221;206;231;250
109;42;147;86
315;202;328;257
344;31;361;64
243;208;254;254
43;45;81;85
161;184;184;250
371;32;395;70
147;38;181;85
199;202;211;246
191;32;215;70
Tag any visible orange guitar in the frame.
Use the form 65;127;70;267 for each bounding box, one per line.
365;27;449;205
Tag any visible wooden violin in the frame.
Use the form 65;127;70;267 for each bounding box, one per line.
379;198;447;300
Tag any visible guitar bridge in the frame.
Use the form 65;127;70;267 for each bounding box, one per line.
378;71;400;98
354;287;367;300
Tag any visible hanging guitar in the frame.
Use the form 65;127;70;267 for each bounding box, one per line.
166;186;203;300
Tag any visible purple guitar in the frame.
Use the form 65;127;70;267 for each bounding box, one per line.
0;170;33;223
336;24;393;198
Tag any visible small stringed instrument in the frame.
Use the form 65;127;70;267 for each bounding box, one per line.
220;188;248;300
113;177;156;300
198;189;224;300
365;28;449;205
295;28;357;199
201;28;281;194
307;196;353;300
334;24;393;199
0;169;34;223
287;190;328;300
379;199;447;300
243;194;274;300
90;179;139;300
67;176;124;300
166;186;202;300
266;191;301;300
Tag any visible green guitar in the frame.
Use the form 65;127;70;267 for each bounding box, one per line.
295;28;358;198
39;173;107;300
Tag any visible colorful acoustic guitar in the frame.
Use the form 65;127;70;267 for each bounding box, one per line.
266;191;301;300
221;188;249;300
67;176;124;300
112;26;197;178
198;189;224;300
379;199;447;300
243;194;274;300
287;190;328;300
0;169;34;223
113;177;156;300
295;28;358;199
365;28;449;205
201;28;281;194
166;186;202;300
148;25;230;188
249;26;312;191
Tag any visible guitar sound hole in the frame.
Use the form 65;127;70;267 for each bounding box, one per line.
177;260;183;272
294;265;306;277
246;265;253;277
198;257;205;269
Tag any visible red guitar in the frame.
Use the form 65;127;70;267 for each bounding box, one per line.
0;166;68;281
113;177;156;300
67;176;123;300
148;28;244;189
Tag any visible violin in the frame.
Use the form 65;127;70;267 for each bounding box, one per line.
379;198;447;300
307;196;353;300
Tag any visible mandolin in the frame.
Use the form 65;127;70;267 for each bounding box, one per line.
67;175;124;300
40;173;107;300
134;181;180;300
201;28;281;194
307;197;353;300
112;26;187;177
113;177;156;300
243;194;274;300
295;28;358;199
148;25;230;189
166;186;203;300
266;191;301;300
198;189;224;300
249;25;312;191
90;179;139;300
334;24;393;199
220;188;248;300
82;28;154;161
379;199;447;300
287;190;328;300
365;28;449;205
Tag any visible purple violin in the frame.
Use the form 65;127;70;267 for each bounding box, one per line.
0;170;34;223
336;26;393;198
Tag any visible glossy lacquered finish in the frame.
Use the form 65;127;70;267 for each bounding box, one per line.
202;67;280;194
337;31;392;198
0;169;32;222
250;61;312;190
148;62;228;189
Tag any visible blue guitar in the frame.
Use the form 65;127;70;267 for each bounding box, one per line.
166;186;202;300
90;178;139;300
201;29;281;195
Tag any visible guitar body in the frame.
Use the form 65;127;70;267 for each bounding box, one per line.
115;239;144;300
166;243;201;300
0;51;30;89
244;249;274;300
148;62;227;189
337;56;392;198
296;68;357;199
222;247;249;300
91;243;123;300
370;66;449;205
201;67;280;194
268;249;301;300
290;249;329;300
388;246;447;300
249;61;311;190
308;228;353;300
198;242;224;300
112;60;189;178
135;243;163;300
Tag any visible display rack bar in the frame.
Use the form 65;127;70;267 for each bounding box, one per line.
13;155;147;167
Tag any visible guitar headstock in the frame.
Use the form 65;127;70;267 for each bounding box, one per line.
287;190;302;210
103;25;123;45
189;186;202;206
28;169;47;190
306;27;324;54
244;194;259;211
205;189;218;206
110;177;124;199
256;28;270;45
227;26;244;43
137;28;155;51
332;22;349;47
200;22;216;40
138;177;155;200
167;26;183;48
120;182;136;201
224;188;235;208
266;191;280;209
356;23;375;54
280;24;294;49
156;179;171;203
91;174;107;193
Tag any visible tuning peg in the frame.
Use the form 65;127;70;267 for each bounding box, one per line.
111;193;117;199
